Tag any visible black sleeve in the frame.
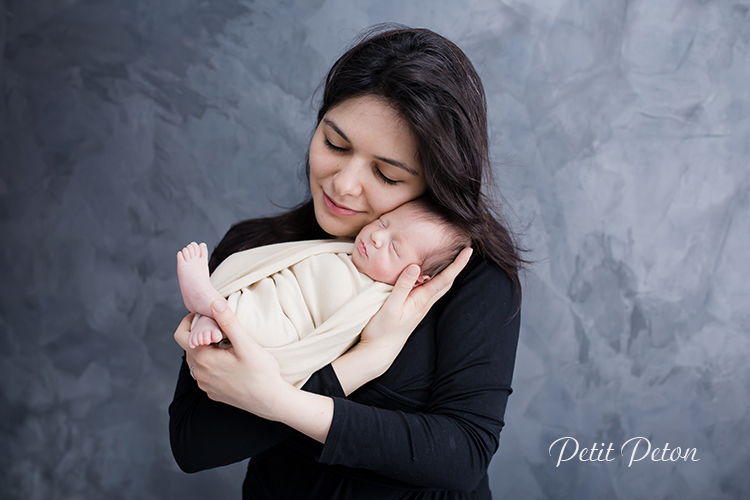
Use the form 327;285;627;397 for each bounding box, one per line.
169;357;345;473
317;261;520;492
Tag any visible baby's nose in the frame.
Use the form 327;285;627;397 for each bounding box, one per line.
371;230;385;248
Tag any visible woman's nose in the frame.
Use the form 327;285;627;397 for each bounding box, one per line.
332;159;364;198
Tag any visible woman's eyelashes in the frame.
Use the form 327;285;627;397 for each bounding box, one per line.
374;167;399;186
324;137;347;153
324;135;400;186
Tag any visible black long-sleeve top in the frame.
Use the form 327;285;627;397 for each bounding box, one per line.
169;254;520;499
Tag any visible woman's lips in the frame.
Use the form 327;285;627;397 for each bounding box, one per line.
323;192;360;216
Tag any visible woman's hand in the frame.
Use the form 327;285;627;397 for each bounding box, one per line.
332;247;473;395
173;303;336;442
173;303;288;420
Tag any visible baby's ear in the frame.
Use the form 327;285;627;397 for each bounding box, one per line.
414;275;432;287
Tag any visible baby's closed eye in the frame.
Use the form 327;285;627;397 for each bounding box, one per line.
390;241;399;256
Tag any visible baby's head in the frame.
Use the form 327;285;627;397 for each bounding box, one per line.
351;198;471;286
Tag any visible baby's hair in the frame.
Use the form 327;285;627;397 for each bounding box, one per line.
407;197;472;280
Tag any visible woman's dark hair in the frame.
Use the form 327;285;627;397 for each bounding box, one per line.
210;24;525;297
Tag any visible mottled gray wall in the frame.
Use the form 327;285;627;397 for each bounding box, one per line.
1;0;748;498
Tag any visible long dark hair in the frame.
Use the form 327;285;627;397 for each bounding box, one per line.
210;25;525;296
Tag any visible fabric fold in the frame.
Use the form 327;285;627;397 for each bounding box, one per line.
196;240;393;387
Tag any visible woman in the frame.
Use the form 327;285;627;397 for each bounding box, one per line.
170;25;523;499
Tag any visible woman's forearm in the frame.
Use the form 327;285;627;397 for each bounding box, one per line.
265;385;335;443
169;356;297;472
169;355;352;469
258;335;401;442
266;336;401;441
331;341;397;396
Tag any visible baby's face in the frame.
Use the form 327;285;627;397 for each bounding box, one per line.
351;203;447;285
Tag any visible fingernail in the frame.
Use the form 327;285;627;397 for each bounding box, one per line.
211;300;226;313
406;265;419;278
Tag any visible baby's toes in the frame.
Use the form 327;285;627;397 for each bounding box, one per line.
203;329;218;346
210;329;223;344
191;330;204;347
190;242;201;257
193;330;206;346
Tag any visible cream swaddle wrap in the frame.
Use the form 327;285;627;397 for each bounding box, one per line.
201;240;393;388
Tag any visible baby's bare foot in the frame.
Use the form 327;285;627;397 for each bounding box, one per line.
189;315;225;349
177;242;225;317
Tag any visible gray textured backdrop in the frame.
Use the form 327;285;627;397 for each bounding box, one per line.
1;0;749;498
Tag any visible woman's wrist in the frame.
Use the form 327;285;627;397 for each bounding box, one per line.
265;383;334;443
331;339;397;396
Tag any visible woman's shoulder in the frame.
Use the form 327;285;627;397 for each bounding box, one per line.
452;253;518;299
433;253;521;335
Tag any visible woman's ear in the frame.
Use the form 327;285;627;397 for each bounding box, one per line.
414;275;432;287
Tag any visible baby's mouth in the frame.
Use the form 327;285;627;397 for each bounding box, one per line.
358;239;368;257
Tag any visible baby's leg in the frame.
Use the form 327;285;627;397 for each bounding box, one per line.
188;315;225;349
176;242;226;317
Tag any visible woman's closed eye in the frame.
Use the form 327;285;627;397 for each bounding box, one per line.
324;137;347;153
324;139;399;186
374;167;399;186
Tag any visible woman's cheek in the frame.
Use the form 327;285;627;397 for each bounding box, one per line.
370;191;406;218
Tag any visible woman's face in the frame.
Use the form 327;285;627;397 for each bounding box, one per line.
309;95;426;237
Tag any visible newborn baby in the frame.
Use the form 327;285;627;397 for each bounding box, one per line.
177;198;469;386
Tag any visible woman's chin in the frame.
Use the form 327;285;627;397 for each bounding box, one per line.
316;212;365;238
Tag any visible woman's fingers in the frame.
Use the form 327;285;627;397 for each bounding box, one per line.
173;312;196;351
209;300;250;356
209;300;269;360
382;264;421;314
410;247;473;312
173;312;198;380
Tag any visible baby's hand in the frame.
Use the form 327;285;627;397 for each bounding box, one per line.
188;315;225;348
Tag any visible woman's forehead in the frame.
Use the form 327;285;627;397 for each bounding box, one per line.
324;96;421;171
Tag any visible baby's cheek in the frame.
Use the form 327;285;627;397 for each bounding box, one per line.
367;261;395;285
352;254;370;276
381;261;403;286
355;258;382;283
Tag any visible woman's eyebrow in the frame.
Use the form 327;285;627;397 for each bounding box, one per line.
323;118;350;143
322;118;419;177
374;155;419;177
